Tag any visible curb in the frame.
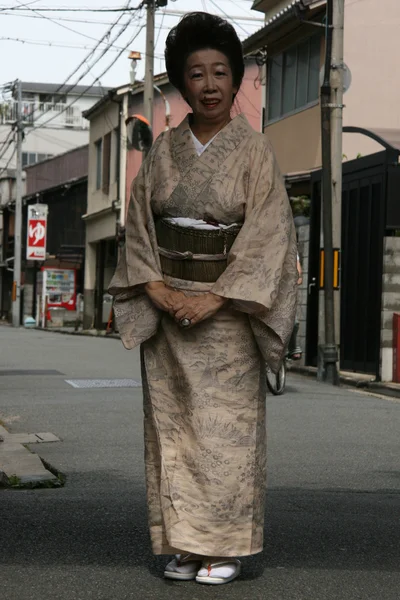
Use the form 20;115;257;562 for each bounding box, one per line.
290;365;400;400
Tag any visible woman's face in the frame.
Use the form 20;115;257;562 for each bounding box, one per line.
183;48;237;125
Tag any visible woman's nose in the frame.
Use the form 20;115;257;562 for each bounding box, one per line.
204;73;216;92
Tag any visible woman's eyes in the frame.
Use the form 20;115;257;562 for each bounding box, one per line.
190;71;227;79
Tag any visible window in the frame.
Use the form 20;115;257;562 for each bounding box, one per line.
22;152;54;167
267;35;321;122
102;132;111;195
114;128;120;183
95;138;102;190
22;152;38;167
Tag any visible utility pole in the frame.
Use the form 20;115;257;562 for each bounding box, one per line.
331;0;345;351
12;79;23;327
320;0;339;384
143;0;156;128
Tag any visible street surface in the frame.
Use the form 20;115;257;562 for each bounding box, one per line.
0;327;399;600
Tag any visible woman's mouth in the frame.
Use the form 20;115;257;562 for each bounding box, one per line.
202;99;220;109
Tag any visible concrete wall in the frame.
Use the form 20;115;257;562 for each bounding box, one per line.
380;236;400;382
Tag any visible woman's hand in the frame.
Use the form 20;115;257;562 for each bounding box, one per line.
173;293;228;327
144;281;186;316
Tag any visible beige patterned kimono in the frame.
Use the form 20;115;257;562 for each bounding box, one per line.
109;114;298;557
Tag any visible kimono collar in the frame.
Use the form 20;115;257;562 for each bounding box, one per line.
170;113;253;177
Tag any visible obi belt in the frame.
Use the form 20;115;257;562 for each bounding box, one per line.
155;218;242;283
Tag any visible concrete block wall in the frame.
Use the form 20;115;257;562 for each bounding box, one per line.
381;236;400;381
296;224;310;364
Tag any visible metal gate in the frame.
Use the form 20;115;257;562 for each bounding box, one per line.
306;150;392;376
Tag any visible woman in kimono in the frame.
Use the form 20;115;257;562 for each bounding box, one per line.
109;12;298;586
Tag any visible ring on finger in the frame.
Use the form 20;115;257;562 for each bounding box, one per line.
179;317;191;328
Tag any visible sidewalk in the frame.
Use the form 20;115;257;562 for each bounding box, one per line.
290;363;400;400
0;424;62;488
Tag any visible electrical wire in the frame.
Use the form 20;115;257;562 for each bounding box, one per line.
33;129;81;149
1;10;132;26
0;137;14;161
0;145;16;177
0;4;146;12
0;36;126;51
205;0;251;35
27;17;146;136
0;0;41;10
20;3;145;125
10;0;142;46
0;36;164;58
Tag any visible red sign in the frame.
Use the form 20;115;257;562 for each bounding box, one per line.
27;204;48;261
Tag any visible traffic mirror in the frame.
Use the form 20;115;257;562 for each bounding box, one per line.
126;114;153;153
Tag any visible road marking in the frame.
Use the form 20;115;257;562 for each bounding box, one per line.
65;379;142;389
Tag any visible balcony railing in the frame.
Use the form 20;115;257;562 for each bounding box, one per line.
0;101;89;129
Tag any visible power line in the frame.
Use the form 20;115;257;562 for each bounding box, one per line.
0;145;16;178
0;36;127;51
1;10;132;25
0;35;164;58
0;4;146;12
10;0;141;46
27;17;146;135
20;3;145;125
206;0;251;35
0;128;15;150
0;0;42;10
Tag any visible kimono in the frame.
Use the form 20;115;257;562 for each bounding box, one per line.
109;114;298;557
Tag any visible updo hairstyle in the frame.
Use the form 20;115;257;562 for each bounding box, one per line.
165;12;245;96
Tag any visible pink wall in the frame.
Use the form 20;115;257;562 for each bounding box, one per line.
125;62;262;216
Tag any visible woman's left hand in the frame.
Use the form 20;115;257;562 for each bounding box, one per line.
174;293;227;327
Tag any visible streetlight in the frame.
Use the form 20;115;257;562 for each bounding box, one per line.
128;51;171;132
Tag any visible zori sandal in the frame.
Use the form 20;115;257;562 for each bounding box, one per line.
164;554;203;581
195;558;241;585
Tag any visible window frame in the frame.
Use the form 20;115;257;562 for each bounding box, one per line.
266;34;321;125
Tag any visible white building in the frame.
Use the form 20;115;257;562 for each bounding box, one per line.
0;81;109;173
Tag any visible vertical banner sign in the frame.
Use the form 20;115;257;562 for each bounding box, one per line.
27;204;48;261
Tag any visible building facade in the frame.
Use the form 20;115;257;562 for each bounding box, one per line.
0;82;109;172
245;0;400;381
0;146;88;322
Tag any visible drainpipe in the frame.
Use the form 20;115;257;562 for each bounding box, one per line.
110;92;127;237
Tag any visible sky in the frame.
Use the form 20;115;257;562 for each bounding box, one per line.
0;0;264;90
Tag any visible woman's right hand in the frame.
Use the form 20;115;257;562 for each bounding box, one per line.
144;281;186;316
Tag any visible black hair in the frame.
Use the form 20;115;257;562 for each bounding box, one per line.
165;12;245;94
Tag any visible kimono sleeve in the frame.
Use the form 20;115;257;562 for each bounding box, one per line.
211;135;298;363
107;142;165;350
108;161;163;300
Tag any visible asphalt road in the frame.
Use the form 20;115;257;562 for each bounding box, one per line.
0;327;399;600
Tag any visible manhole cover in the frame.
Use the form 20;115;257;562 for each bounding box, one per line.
65;379;141;389
0;370;64;376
